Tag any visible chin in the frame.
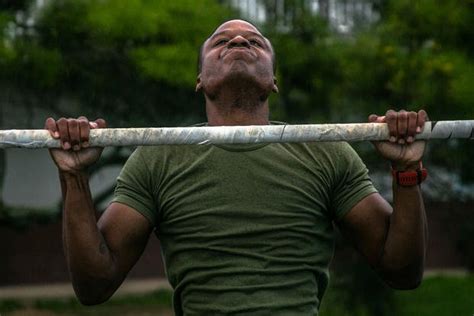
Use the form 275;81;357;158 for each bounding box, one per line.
227;65;270;83
201;67;274;99
228;60;252;73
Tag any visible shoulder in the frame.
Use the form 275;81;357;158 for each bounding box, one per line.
298;142;368;179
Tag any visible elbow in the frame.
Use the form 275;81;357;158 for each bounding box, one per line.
376;250;426;290
380;264;424;290
72;278;116;306
75;287;113;306
77;294;110;306
385;274;423;290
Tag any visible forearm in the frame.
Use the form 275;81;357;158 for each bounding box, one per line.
378;181;428;288
60;171;118;303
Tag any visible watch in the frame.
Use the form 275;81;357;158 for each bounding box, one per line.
391;162;428;186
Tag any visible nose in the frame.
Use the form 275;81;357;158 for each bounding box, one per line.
228;35;250;48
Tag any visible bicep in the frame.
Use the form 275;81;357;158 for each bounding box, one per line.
337;193;392;266
98;202;154;276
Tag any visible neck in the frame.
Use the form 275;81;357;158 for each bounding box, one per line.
206;102;269;126
204;81;270;126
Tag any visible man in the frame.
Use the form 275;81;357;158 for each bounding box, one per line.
45;20;428;315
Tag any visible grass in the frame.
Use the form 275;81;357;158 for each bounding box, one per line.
1;275;473;315
320;273;474;316
0;290;173;316
394;275;474;316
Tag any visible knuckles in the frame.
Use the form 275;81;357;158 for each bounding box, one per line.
44;116;106;151
398;111;407;120
385;111;396;121
373;109;429;144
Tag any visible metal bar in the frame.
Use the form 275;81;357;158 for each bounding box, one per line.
0;121;472;149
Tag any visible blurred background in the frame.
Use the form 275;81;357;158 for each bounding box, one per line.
0;0;473;315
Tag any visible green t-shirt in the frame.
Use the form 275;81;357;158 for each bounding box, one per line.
112;140;377;315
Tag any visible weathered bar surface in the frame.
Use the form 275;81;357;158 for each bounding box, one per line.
0;121;473;149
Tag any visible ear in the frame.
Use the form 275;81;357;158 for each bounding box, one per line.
195;74;202;92
272;76;279;93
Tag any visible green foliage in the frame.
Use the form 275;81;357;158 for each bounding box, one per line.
34;0;230;88
266;0;474;119
0;12;17;69
0;299;24;313
384;0;473;55
1;0;233;127
319;274;474;316
263;0;474;179
130;43;198;86
82;0;227;87
85;0;164;41
0;0;33;11
265;14;340;122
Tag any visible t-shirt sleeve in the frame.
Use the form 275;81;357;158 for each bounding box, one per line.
330;143;378;221
111;148;157;226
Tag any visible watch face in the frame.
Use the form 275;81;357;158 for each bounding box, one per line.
392;168;428;186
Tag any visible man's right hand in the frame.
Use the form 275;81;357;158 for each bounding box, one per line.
45;117;107;174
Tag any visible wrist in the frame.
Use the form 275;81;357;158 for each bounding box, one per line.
390;160;422;171
60;169;90;180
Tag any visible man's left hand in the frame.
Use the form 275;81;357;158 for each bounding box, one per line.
369;109;428;170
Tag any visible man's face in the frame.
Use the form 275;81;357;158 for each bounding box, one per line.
196;19;277;96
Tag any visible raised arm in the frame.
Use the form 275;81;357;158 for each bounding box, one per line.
338;110;429;289
46;117;153;305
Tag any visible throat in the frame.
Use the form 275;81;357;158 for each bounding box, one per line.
207;107;269;126
203;73;273;126
206;86;270;126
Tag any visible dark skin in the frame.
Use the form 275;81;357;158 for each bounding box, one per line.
46;19;428;304
45;117;152;304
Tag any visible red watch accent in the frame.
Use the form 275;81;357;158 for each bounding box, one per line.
391;162;428;186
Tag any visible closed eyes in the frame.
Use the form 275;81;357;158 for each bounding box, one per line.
249;39;263;47
213;38;264;48
214;39;229;46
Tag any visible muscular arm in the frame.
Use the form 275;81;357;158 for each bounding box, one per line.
61;171;153;305
46;117;153;305
338;183;427;289
338;110;429;289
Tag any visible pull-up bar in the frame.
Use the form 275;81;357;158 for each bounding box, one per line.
0;120;472;149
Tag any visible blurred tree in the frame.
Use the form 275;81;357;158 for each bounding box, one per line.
0;0;34;223
2;0;233;127
335;0;474;178
0;0;233;220
260;2;339;123
256;0;473;178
